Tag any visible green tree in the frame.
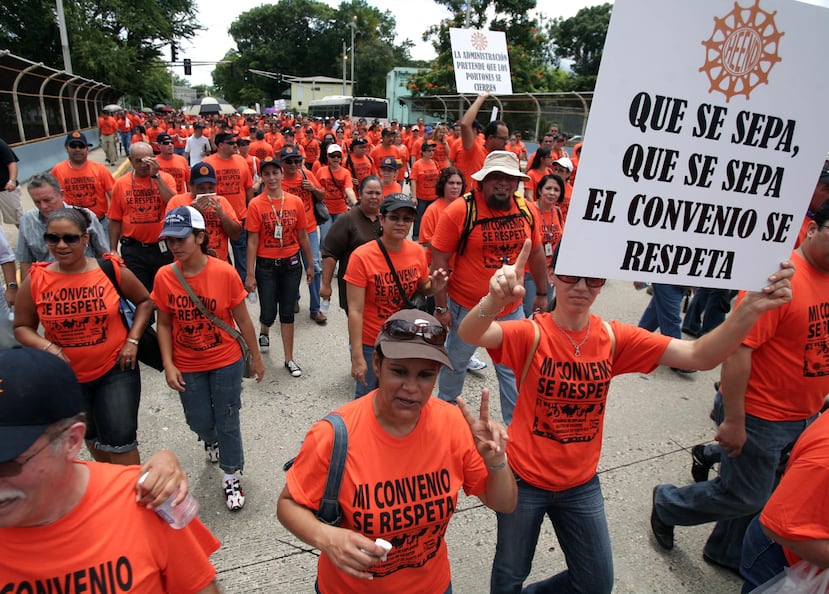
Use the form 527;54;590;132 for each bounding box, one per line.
215;0;414;105
406;0;564;96
0;0;200;104
547;3;612;91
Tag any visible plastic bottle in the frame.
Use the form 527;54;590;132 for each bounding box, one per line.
320;298;331;314
138;472;200;529
247;291;257;304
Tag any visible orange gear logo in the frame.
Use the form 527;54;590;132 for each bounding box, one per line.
699;0;784;102
471;31;488;51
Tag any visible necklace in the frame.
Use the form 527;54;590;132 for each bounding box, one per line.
551;314;591;357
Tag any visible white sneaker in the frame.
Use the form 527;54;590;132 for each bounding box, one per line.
204;442;220;464
258;334;270;353
285;360;302;377
223;475;245;511
468;353;488;372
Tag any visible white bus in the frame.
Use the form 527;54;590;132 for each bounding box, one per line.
307;95;388;124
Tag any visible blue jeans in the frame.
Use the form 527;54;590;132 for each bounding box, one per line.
740;514;788;593
318;212;341;246
79;363;141;453
683;288;735;335
522;271;553;318
231;223;247;282
638;283;685;339
491;474;613;594
412;197;434;242
179;358;244;474
297;228;321;313
654;402;816;569
354;344;377;399
437;298;523;424
256;255;303;326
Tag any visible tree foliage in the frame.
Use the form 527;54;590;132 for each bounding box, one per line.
406;0;563;96
547;3;612;91
214;0;415;106
0;0;199;104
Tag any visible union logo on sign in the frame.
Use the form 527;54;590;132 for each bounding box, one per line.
699;0;784;102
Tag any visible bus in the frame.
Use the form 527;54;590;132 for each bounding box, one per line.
307;95;388;124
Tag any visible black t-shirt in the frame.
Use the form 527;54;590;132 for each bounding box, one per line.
0;139;20;186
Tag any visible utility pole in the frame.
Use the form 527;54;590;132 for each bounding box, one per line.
349;16;357;95
55;0;73;73
342;41;347;95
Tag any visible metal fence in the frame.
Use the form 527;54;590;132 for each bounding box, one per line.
398;92;593;141
0;50;120;146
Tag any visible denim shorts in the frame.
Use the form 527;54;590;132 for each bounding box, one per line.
255;254;303;326
79;362;141;452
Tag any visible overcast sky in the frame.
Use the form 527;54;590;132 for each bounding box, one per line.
179;0;610;87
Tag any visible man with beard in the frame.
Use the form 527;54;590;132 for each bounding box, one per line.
431;151;547;424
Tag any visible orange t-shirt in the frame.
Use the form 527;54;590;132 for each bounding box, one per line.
282;169;322;234
0;461;219;593
453;143;487;189
245;192;308;259
431;191;542;311
432;141;450;171
151;257;247;372
410;159;440;201
739;250;829;421
760;412;829;567
302;138;321;164
108;172;176;243
529;202;564;267
418;198;454;268
343;239;428;345
381;181;402;197
524;168;549;202
157;153;191;194
165;194;239;262
50;160;115;219
347;154;374;189
369;145;401;176
249;140;275;161
491;315;670;490
98;115;117;135
317;166;354;215
285;394;487;594
560;182;574;222
28;257;127;382
204;154;253;220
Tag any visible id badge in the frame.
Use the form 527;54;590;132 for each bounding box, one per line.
158;239;168;253
273;225;283;240
544;242;553;257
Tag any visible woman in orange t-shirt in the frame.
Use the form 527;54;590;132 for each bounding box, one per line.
245;157;314;378
14;207;153;466
522;174;565;317
343;193;440;398
152;205;264;512
278;309;517;594
524;146;554;202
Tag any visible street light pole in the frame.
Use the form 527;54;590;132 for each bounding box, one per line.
349;16;357;95
342;41;347;95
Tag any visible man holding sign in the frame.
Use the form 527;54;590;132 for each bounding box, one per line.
651;198;829;572
458;238;793;593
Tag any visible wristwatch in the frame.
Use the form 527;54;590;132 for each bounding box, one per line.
150;173;160;179
5;282;17;290
434;306;448;314
9;179;18;187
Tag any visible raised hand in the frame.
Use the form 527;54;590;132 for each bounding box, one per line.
457;389;508;466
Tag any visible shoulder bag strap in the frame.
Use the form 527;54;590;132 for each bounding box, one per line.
170;262;242;342
98;258;123;297
518;320;541;391
375;238;413;308
602;320;616;361
316;413;348;526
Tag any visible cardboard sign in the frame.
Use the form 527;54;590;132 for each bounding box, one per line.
556;0;829;290
449;28;513;95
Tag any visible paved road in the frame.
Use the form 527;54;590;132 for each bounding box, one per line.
4;147;743;592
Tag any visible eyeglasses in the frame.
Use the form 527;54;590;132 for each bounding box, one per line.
384;213;414;223
0;425;71;478
555;274;606;288
382;319;447;345
329;154;343;159
283;158;302;165
43;232;83;246
67;143;87;149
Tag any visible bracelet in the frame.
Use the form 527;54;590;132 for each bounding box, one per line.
126;337;140;346
487;454;508;471
150;173;160;179
42;342;54;351
478;297;502;318
536;292;547;297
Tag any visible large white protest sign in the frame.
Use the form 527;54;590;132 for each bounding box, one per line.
449;28;513;95
556;0;829;290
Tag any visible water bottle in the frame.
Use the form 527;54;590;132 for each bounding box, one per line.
247;291;258;304
139;472;200;529
320;298;331;314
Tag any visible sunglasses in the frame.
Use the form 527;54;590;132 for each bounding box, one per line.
43;232;83;246
159;141;173;145
222;141;237;146
384;213;414;223
329;154;343;159
555;274;607;288
382;319;447;345
68;143;87;149
283;158;302;165
0;425;71;478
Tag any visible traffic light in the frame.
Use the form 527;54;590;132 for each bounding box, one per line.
183;59;192;76
171;43;178;62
